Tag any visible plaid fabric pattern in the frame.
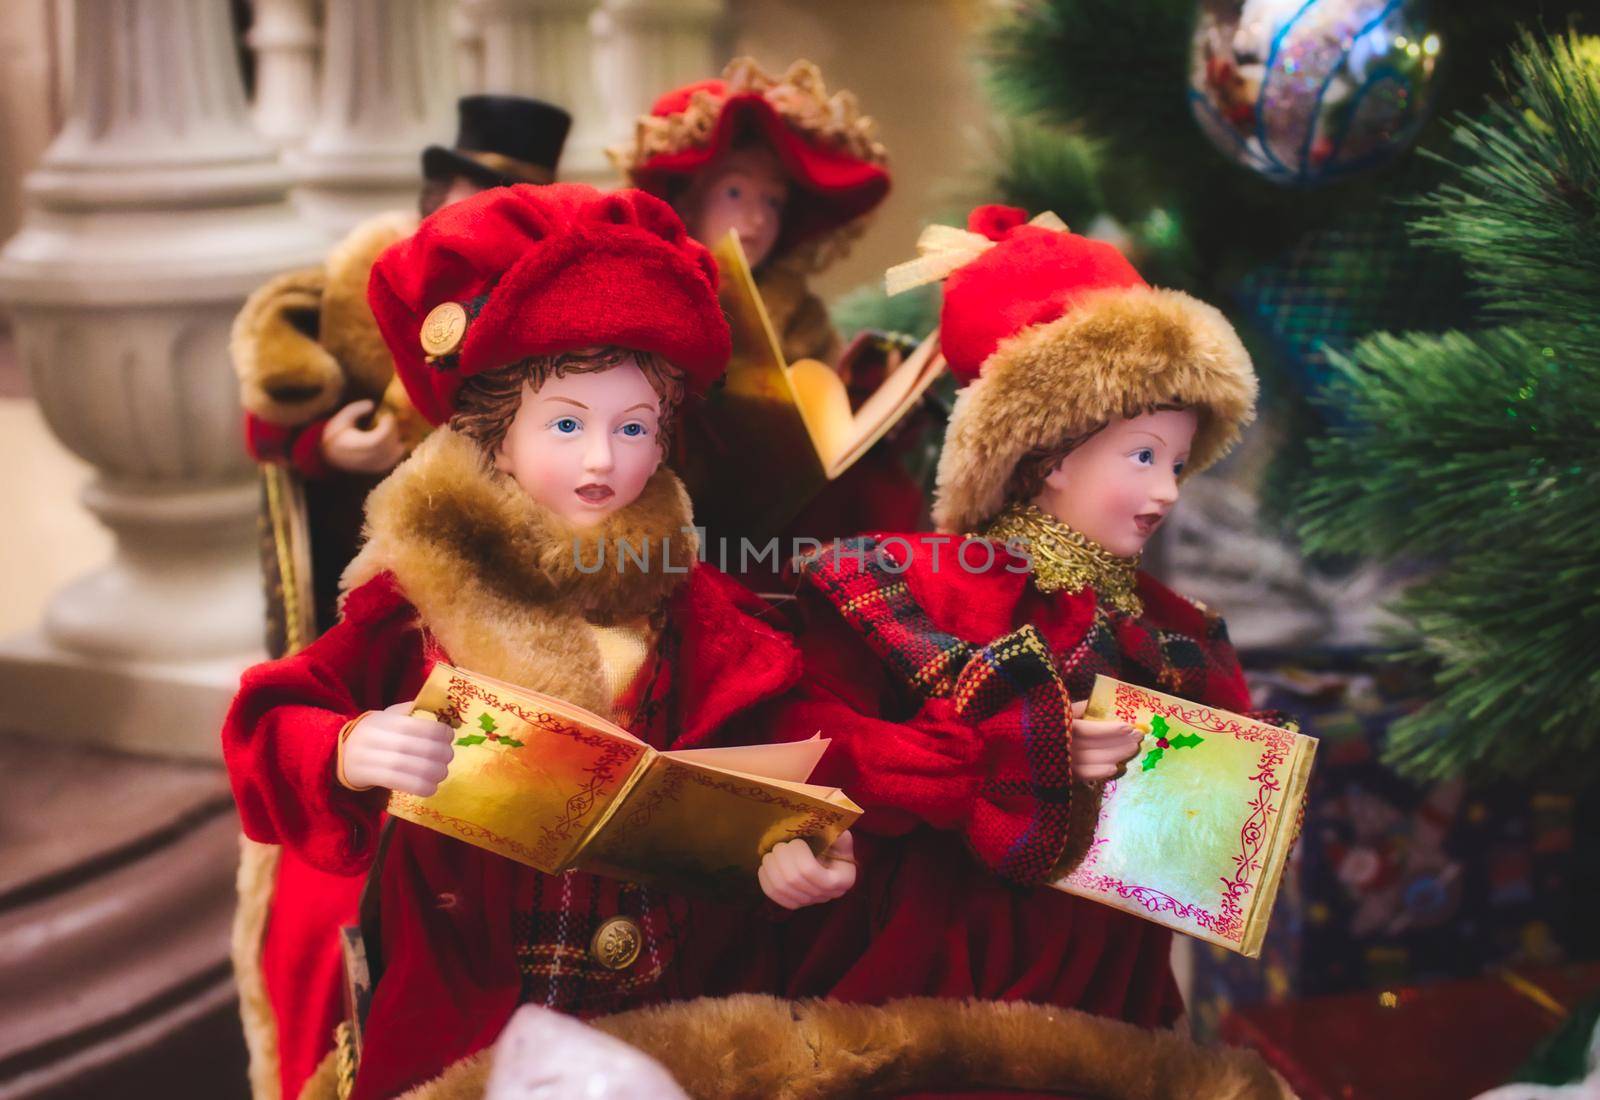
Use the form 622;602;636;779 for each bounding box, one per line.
513;874;690;1015
510;620;687;1015
800;538;970;697
801;539;1075;885
801;538;1267;885
952;626;1076;883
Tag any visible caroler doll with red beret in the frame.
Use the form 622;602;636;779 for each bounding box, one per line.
757;206;1292;1095
614;58;928;565
221;185;857;1100
611;56;889;368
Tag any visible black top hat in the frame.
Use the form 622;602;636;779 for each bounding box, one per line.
421;95;573;188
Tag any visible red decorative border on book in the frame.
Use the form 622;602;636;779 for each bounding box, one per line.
1063;682;1295;943
679;768;843;820
539;740;642;857
446;674;624;752
390;792;547;865
441;673;646;864
622;766;689;832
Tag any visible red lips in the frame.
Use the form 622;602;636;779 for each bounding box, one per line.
575;483;615;504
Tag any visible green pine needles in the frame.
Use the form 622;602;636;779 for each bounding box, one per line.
1298;33;1600;781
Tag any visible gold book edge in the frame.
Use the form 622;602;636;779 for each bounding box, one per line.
1238;734;1318;958
561;740;663;870
573;751;862;888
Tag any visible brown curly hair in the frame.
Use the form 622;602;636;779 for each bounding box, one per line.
451;347;686;457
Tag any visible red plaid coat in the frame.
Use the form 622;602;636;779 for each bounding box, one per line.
758;535;1259;1031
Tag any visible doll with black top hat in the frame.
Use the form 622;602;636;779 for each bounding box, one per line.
236;94;575;661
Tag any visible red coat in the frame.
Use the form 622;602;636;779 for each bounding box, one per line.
756;534;1258;1030
223;564;805;1100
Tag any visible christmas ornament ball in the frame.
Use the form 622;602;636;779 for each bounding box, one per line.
1189;0;1440;186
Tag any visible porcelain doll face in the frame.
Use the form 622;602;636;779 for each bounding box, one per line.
1032;408;1199;557
493;360;665;526
680;144;790;269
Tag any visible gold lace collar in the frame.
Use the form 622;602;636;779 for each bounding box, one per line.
981;504;1143;615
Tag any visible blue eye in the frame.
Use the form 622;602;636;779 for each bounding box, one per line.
726;185;742;199
1173;461;1186;477
619;422;648;438
1132;448;1155;466
551;417;581;435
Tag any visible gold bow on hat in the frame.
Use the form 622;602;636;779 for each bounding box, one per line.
884;211;1068;297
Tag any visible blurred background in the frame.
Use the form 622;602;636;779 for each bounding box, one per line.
1;2;1597;1098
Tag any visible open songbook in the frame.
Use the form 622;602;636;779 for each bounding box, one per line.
673;233;945;544
1053;676;1318;957
387;663;861;893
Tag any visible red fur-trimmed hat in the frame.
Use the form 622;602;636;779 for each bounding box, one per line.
610;58;890;266
887;205;1257;533
368;183;730;426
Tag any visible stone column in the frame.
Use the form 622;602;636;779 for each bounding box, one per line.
289;0;457;235
464;0;610;181
0;0;326;758
593;0;726;145
453;1;487;94
247;0;321;146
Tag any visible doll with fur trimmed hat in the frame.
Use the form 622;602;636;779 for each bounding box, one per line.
221;185;857;1100
610;56;889;369
755;206;1286;1068
614;59;929;572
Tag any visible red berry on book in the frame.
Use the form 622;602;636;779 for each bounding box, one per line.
1157;738;1170;749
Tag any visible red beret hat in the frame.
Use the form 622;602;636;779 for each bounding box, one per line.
368;183;731;425
611;59;889;263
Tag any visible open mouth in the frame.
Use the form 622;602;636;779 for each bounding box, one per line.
575;484;615;505
1133;513;1165;536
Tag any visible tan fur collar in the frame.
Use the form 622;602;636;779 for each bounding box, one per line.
344;429;698;714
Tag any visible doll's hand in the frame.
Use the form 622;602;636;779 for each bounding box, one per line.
338;702;455;796
1069;699;1142;782
321;399;406;473
757;831;856;910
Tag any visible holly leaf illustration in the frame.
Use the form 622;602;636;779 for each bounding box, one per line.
497;737;524;749
454;734;487;747
477;713;498;735
1170;731;1204;750
1141;746;1165;771
1150;715;1171;738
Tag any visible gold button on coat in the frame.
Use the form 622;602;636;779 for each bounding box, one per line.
420;301;468;358
590;915;643;971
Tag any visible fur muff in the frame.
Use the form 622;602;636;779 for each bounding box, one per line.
932;285;1257;534
377;995;1294;1100
342;428;699;716
320;211;417;400
231;212;417;427
232;266;344;426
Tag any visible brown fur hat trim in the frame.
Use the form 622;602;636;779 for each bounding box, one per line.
932;285;1257;533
